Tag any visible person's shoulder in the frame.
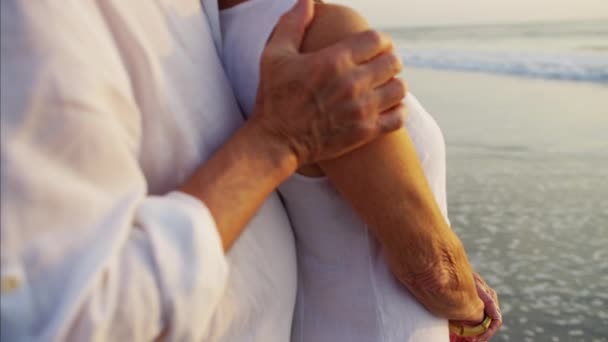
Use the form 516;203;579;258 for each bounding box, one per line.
1;1;122;79
302;3;370;51
1;1;140;136
312;2;369;30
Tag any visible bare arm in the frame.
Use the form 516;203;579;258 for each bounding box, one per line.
301;4;484;322
0;0;404;340
185;0;405;250
180;121;296;250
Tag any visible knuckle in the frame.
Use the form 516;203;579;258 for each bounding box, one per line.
387;52;404;73
260;48;275;64
364;29;385;48
351;102;368;119
325;51;350;74
394;107;407;124
339;51;353;70
394;109;407;126
394;78;407;98
278;12;297;29
317;55;338;75
401;79;409;95
262;49;288;68
341;76;361;99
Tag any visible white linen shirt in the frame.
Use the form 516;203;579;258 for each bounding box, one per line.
0;0;297;341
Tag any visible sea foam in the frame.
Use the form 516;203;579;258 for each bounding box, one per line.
399;49;608;83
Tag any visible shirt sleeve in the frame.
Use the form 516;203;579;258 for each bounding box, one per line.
0;2;228;341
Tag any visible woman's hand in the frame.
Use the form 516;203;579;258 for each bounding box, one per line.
251;0;407;167
450;273;502;341
474;273;502;341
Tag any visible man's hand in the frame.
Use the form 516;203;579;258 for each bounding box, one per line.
181;0;405;250
250;0;407;167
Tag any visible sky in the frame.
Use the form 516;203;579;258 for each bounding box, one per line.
331;0;608;27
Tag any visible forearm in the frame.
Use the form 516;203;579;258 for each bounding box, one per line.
180;118;297;250
184;0;404;252
320;128;483;321
299;2;483;321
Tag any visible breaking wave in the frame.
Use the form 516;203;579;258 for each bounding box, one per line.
400;49;608;83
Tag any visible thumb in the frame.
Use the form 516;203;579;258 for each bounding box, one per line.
267;0;314;54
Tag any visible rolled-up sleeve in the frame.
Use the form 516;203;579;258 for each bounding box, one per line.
0;1;228;341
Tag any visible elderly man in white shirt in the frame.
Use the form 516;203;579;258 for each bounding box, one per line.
0;0;407;341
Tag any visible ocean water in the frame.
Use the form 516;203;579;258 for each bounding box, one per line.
388;20;608;83
391;20;608;342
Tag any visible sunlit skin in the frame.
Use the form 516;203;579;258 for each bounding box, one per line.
180;0;406;250
299;3;486;323
217;0;492;325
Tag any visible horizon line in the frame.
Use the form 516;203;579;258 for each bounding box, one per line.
377;17;608;31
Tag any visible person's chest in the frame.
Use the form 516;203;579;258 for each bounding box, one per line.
101;0;244;194
107;2;297;339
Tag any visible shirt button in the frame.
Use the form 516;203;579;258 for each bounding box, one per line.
1;275;21;294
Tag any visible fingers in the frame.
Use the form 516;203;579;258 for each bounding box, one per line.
325;30;393;65
360;51;404;88
268;0;315;53
469;273;502;342
474;277;502;342
487;289;501;318
376;104;407;133
479;317;502;342
333;78;406;138
478;286;501;323
371;78;408;113
329;50;403;116
260;23;404;164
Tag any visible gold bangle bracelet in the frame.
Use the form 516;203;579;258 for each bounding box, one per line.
449;315;492;337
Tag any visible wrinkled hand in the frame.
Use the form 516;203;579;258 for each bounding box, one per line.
474;273;502;341
251;0;407;167
450;273;502;342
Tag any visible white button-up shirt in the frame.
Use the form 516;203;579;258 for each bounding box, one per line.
0;0;297;341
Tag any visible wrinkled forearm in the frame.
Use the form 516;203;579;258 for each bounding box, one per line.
299;2;485;322
320;128;484;322
379;195;484;321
